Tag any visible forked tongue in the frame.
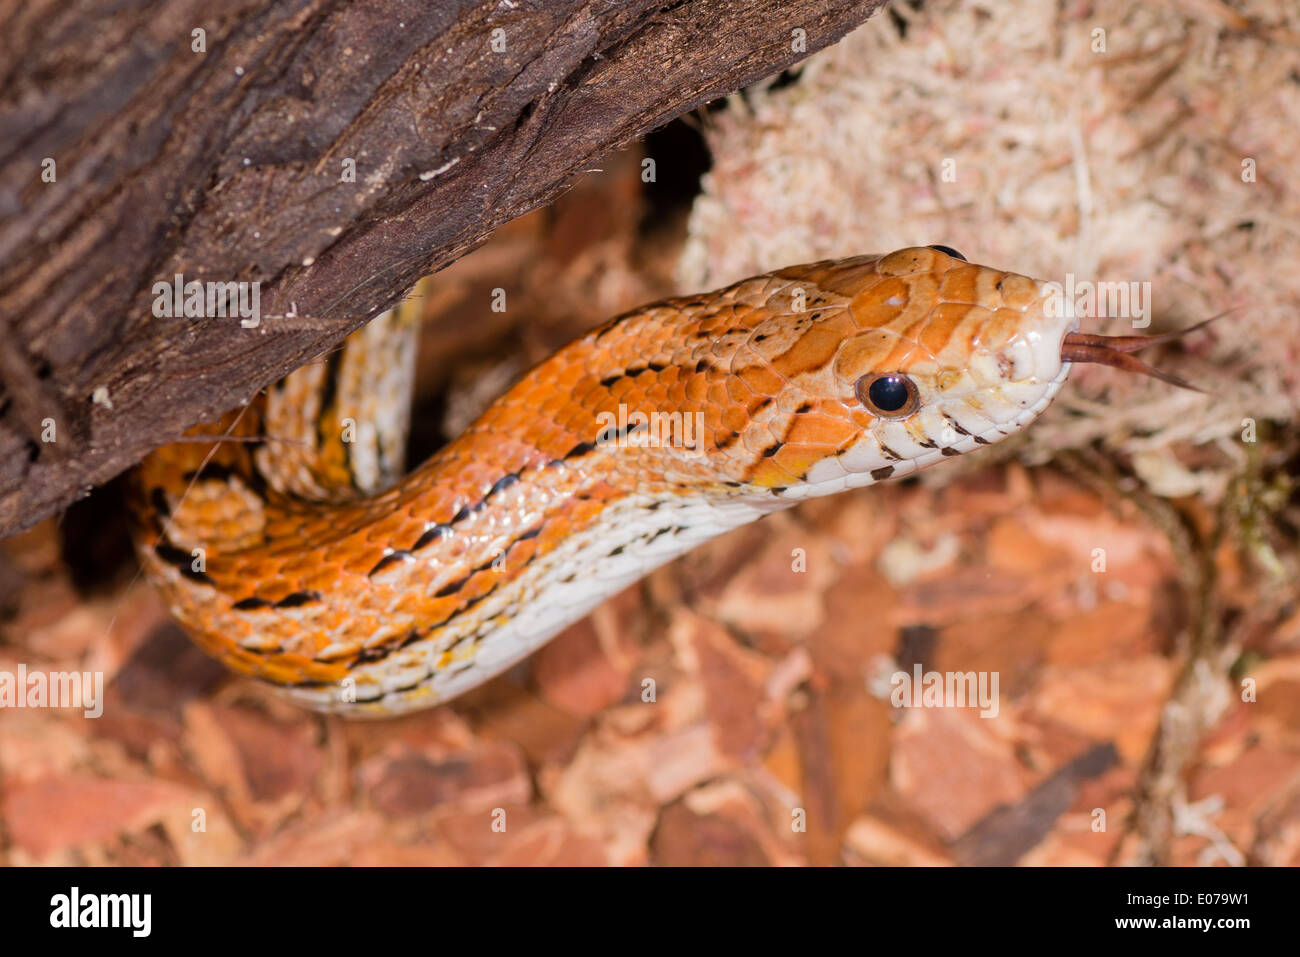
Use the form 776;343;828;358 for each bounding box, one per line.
1060;315;1223;393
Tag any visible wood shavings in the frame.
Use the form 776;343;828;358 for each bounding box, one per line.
681;0;1300;499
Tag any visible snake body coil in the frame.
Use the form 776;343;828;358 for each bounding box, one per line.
133;246;1163;716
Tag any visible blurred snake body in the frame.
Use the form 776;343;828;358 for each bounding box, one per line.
133;246;1191;716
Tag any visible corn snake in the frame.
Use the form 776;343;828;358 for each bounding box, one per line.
131;246;1195;715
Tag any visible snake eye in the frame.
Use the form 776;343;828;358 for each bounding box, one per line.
855;373;919;418
927;244;967;261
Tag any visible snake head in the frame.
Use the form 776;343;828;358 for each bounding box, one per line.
827;247;1076;486
725;246;1205;501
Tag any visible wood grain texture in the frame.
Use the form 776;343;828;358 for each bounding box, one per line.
0;0;888;537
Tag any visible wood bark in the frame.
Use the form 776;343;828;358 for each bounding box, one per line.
0;0;886;537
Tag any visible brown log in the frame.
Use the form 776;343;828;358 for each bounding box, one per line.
0;0;886;537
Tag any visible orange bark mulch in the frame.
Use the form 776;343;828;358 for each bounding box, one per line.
3;452;1296;866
